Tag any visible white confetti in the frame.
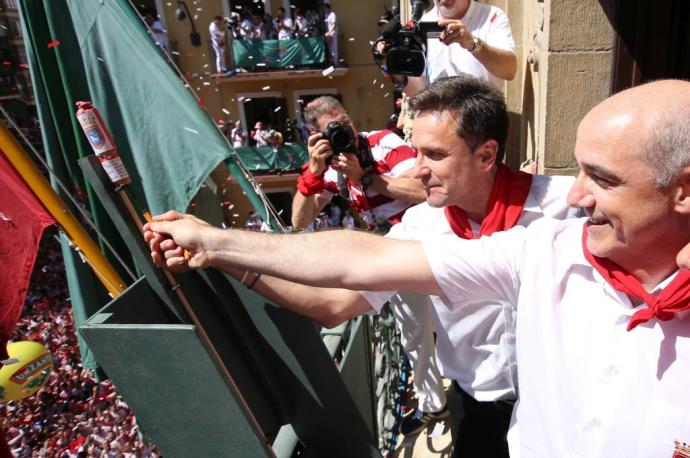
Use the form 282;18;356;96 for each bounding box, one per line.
322;66;335;76
372;78;377;85
97;57;104;62
171;50;180;55
348;37;355;42
380;83;385;89
274;106;282;112
203;82;211;86
262;85;271;90
203;63;209;68
384;92;390;97
184;127;199;134
244;98;252;102
222;108;230;115
238;96;245;101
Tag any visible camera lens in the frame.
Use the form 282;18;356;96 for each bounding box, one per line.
331;130;351;150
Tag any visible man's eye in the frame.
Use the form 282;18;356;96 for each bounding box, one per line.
591;175;613;187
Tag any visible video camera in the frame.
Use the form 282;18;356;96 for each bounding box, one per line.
321;122;374;169
372;0;443;77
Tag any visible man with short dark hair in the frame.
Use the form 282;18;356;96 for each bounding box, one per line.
146;79;690;457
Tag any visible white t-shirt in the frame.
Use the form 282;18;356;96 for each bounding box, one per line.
421;2;515;88
325;11;337;36
277;17;294;40
422;217;690;457
361;174;577;401
209;21;225;44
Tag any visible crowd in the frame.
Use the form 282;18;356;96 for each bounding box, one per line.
2;229;160;457
210;3;340;73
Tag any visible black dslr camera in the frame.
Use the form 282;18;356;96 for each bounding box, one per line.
372;0;443;77
321;121;374;169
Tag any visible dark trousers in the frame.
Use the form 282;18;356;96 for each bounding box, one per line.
449;381;514;458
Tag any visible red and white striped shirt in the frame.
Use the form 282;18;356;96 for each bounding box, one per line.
320;130;416;225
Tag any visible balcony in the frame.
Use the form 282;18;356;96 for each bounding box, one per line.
214;36;348;83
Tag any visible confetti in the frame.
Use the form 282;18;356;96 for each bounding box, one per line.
384;92;390;97
274;106;282;112
348;37;355;42
372;78;377;85
322;66;335;76
184;127;199;134
380;83;385;89
47;40;61;48
244;98;252;102
238;96;245;101
262;85;271;90
97;57;104;62
203;82;211;86
222;108;230;115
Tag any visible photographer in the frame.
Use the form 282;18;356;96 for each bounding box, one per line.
291;96;425;231
403;0;517;96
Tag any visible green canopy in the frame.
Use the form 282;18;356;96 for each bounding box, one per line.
19;0;282;369
233;37;326;69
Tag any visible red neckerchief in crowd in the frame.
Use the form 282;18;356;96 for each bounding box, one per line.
581;228;690;331
444;163;533;239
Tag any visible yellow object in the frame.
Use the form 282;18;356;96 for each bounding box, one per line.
0;341;53;401
0;122;126;297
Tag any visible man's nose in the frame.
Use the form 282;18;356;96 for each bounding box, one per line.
567;171;595;208
413;155;430;179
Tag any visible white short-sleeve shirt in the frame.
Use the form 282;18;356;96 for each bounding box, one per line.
360;174;577;401
422;217;690;457
421;2;516;88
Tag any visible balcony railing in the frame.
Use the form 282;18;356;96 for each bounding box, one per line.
233;37;327;71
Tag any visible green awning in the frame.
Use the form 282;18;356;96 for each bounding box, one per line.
233;37;326;70
234;144;308;172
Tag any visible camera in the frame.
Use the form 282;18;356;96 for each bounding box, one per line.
321;122;374;169
322;121;357;156
372;0;443;77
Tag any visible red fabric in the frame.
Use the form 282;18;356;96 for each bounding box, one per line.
296;163;325;196
0;150;54;360
444;164;533;239
582;227;690;331
0;427;12;458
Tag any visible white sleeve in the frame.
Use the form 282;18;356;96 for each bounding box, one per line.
357;219;413;313
421;227;525;307
486;7;515;51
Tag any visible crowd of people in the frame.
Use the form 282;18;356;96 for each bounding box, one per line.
2;230;159;457
210;3;340;73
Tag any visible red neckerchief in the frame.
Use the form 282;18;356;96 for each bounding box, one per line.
581;227;690;331
444;164;533;239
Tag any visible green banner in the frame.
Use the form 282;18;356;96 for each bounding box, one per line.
233;37;326;69
19;0;283;369
234;144;308;172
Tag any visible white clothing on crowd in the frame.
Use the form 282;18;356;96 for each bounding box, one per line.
209;20;227;73
324;9;338;64
276;17;294;40
421;2;515;88
422;216;690;457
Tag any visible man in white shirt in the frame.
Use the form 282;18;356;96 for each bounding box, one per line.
274;7;294;41
146;76;575;456
404;0;517;96
146;79;690;457
208;16;227;73
252;122;269;147
323;4;338;65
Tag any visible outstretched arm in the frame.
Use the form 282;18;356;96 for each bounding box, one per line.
144;211;442;295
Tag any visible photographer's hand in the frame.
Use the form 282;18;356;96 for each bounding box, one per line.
337;152;366;185
307;132;334;175
438;18;474;49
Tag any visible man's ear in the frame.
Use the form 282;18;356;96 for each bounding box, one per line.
474;139;498;172
673;166;690;214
